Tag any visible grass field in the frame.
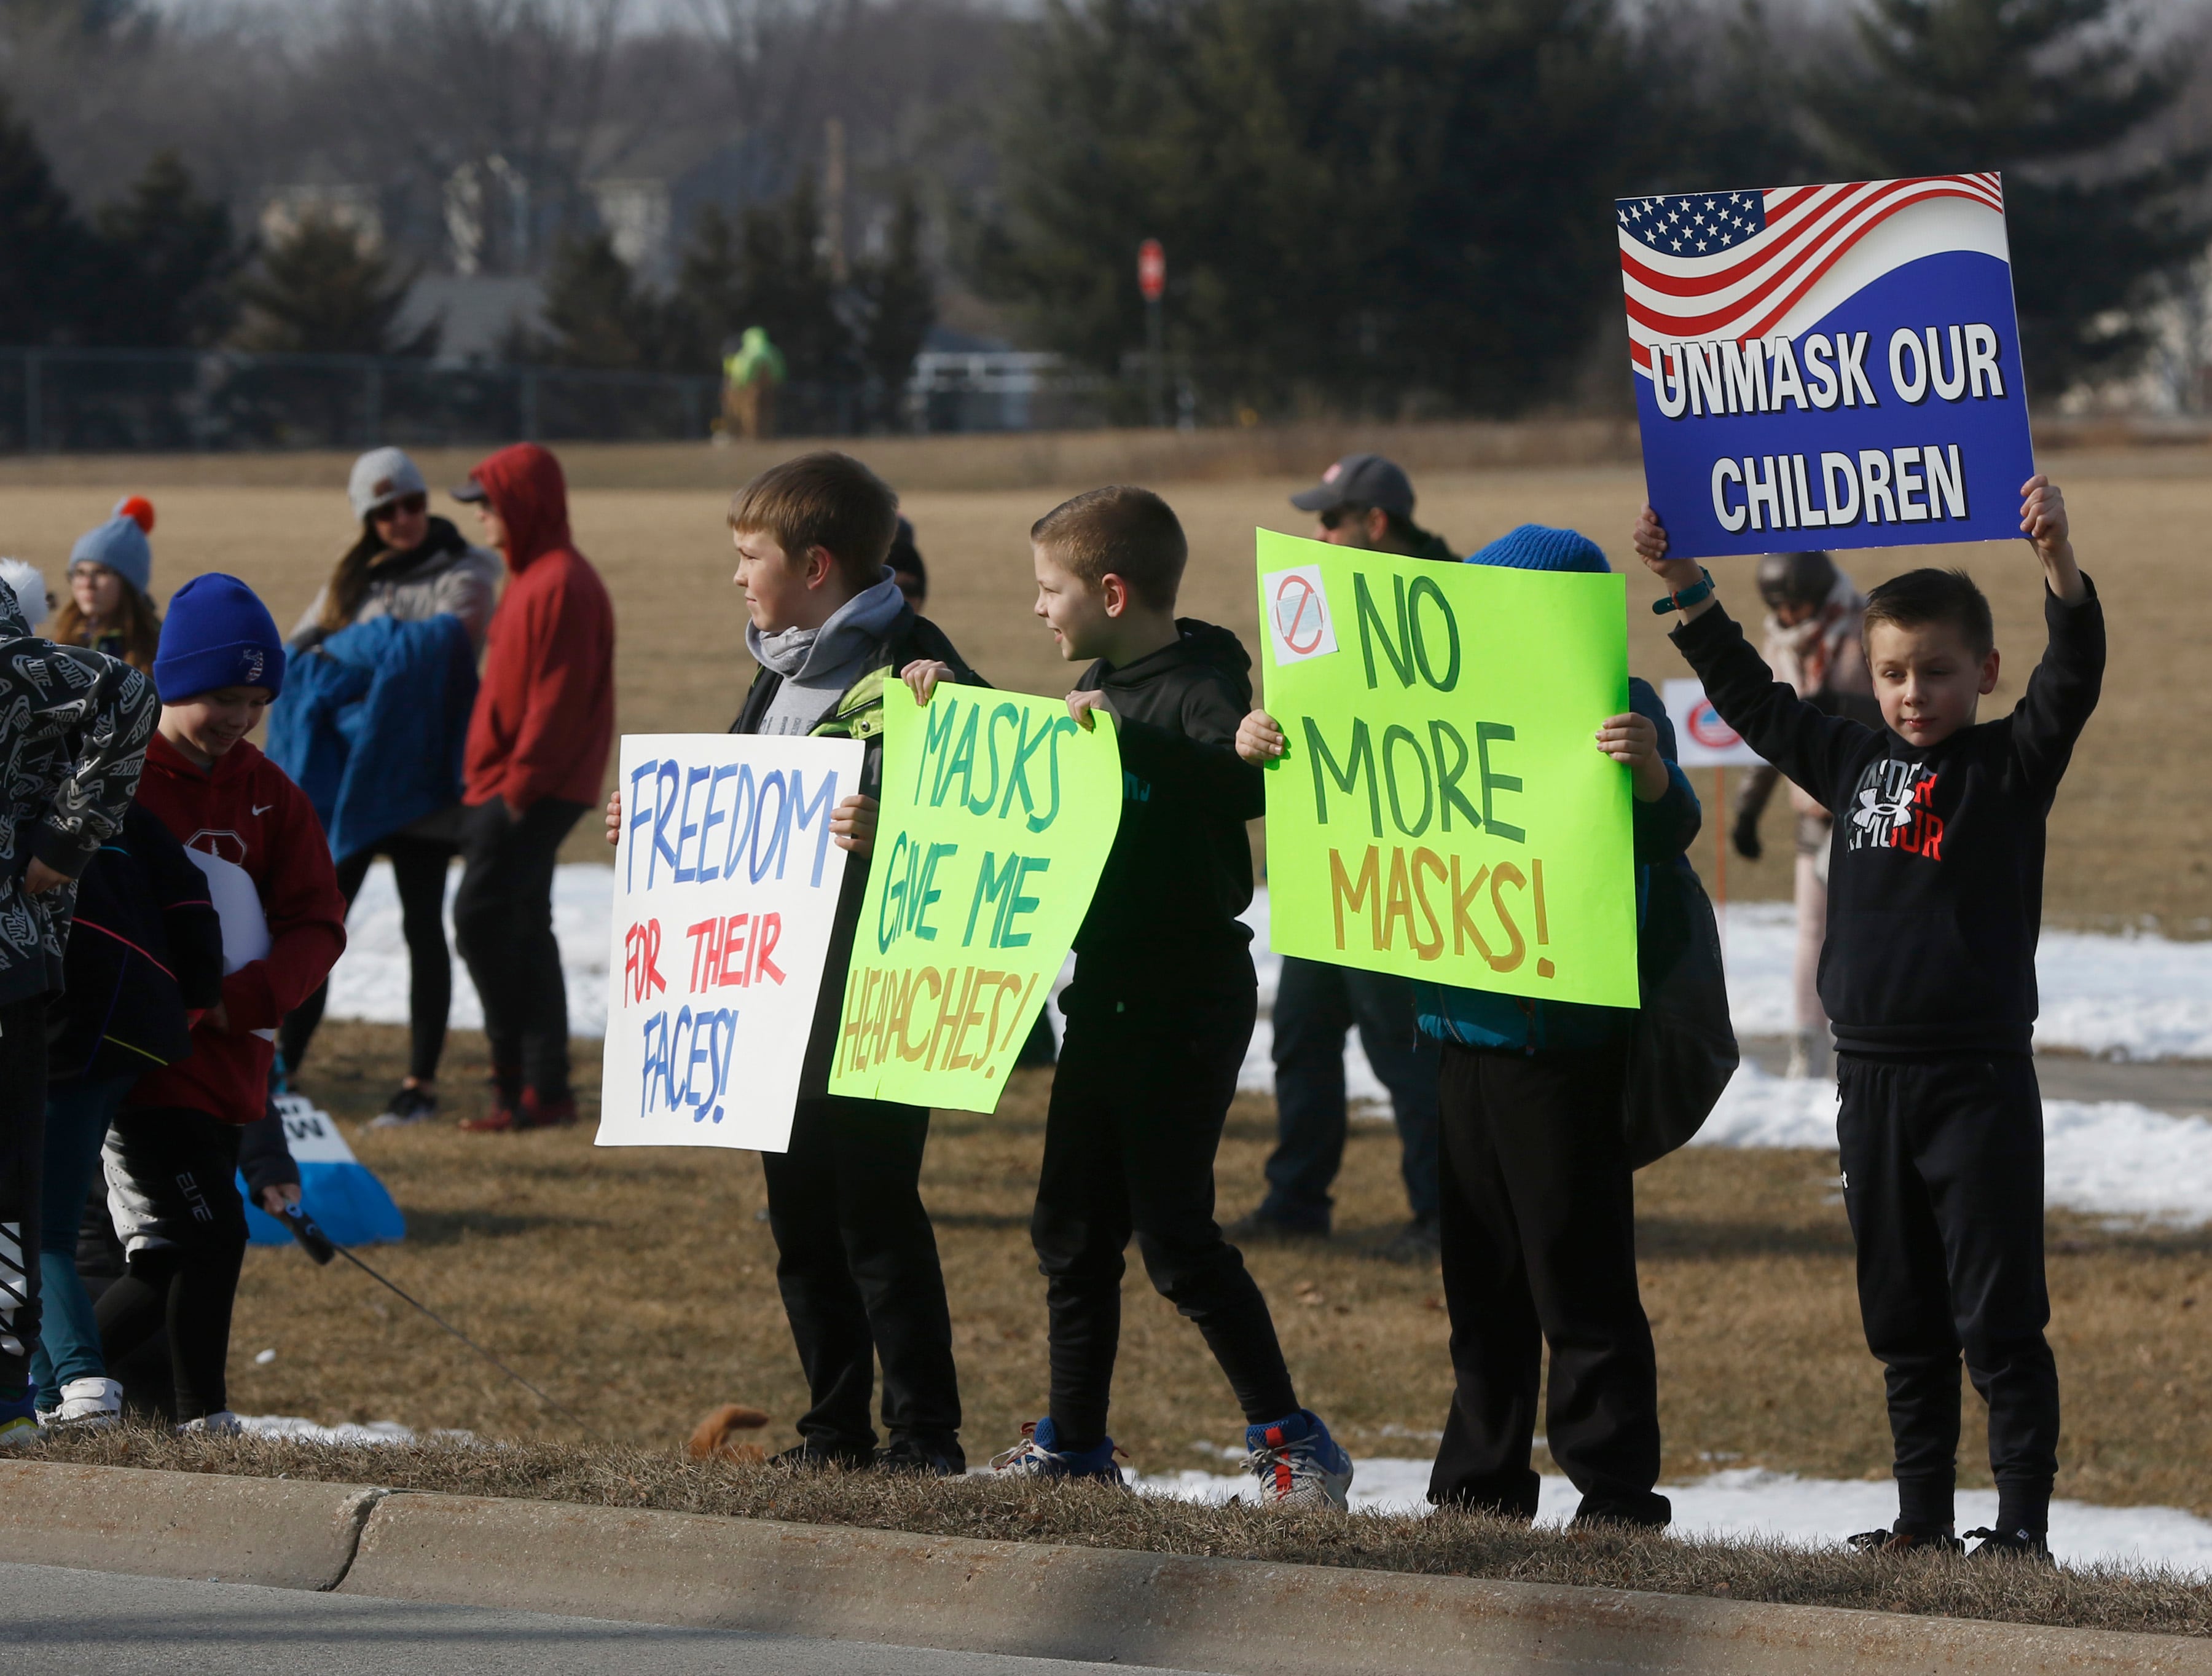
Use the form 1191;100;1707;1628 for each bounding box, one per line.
9;438;2208;1540
242;1020;2212;1521
2;442;2203;919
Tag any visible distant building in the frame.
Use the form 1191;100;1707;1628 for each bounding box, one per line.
261;183;383;252
588;179;673;284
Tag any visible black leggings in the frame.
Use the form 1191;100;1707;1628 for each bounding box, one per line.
96;1109;246;1423
454;798;585;1099
1033;966;1296;1451
281;835;456;1084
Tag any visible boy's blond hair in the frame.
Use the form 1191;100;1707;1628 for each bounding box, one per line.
729;452;900;591
1031;486;1186;611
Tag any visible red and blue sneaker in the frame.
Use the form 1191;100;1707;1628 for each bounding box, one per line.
1245;1409;1353;1509
990;1417;1126;1485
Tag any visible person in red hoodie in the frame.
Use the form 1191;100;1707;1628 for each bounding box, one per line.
103;574;347;1432
449;444;615;1131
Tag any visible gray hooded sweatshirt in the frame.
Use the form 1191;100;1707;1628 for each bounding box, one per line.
747;576;907;736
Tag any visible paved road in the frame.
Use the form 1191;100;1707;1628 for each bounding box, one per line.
1740;1036;2212;1115
0;1562;1223;1676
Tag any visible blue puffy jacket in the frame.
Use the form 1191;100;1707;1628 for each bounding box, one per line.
1413;677;1701;1052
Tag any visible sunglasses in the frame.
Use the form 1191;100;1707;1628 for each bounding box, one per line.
372;494;429;522
1317;504;1370;531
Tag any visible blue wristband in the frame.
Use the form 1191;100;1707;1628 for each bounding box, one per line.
1652;569;1716;615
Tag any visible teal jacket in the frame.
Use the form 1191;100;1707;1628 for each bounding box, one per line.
1413;677;1701;1052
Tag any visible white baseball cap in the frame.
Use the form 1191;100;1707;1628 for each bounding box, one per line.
348;447;429;522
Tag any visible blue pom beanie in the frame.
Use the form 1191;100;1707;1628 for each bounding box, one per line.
70;513;154;597
1465;524;1611;574
154;574;286;702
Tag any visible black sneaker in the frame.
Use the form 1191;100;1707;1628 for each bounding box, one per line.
877;1436;966;1476
1848;1524;1964;1556
369;1085;439;1129
769;1439;874;1471
1964;1525;2053;1564
1223;1209;1328;1245
1370;1215;1441;1265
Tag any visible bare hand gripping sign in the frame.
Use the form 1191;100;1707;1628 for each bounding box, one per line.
1258;530;1639;1009
830;680;1121;1112
1620;174;2035;560
598;733;862;1153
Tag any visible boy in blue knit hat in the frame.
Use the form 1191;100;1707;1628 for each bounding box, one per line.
101;575;347;1433
1234;523;1702;1528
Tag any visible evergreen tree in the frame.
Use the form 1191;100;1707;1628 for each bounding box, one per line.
855;189;935;427
737;181;850;385
87;151;241;348
1809;0;2208;394
981;0;1644;415
666;204;747;373
0;92;93;345
526;230;661;368
232;213;436;356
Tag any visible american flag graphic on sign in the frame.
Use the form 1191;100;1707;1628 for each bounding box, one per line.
1617;173;2032;561
1619;175;2006;380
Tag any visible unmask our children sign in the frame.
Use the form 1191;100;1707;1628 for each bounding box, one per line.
1620;174;2036;560
599;733;862;1152
1258;531;1639;1009
830;680;1121;1112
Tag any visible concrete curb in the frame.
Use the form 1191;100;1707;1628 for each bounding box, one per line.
0;1459;384;1591
7;1460;2210;1674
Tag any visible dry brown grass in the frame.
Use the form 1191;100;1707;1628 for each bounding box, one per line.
38;1422;2212;1637
1;445;2200;913
207;1020;2212;1522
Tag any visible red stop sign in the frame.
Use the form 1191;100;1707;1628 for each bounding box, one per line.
1137;238;1165;302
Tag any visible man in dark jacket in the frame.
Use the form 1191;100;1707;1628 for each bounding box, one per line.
452;443;616;1132
1233;453;1452;1259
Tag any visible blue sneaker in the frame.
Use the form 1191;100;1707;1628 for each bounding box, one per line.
990;1417;1125;1485
0;1386;45;1452
1245;1409;1352;1509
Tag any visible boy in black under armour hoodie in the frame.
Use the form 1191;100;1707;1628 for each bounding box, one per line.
1637;475;2100;1561
982;486;1352;1508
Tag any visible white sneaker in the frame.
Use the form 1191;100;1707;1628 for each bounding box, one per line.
175;1410;243;1436
50;1377;122;1430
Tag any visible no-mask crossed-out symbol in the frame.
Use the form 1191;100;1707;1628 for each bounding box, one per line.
1686;699;1741;751
1273;572;1327;656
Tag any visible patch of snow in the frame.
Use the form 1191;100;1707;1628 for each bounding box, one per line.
237;1414;428;1446
320;868;2212;1222
1137;1458;2212;1575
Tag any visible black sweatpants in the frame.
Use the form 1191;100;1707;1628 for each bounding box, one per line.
1429;1037;1668;1527
281;834;456;1084
0;997;50;1395
453;798;585;1099
761;1095;962;1462
97;1107;247;1423
1837;1052;2057;1535
1034;962;1297;1452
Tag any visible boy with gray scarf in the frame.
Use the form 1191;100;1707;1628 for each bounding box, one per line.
607;452;981;1473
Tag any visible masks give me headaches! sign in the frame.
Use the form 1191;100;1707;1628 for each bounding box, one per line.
1620;174;2035;560
1259;532;1639;1009
830;680;1121;1112
599;733;862;1152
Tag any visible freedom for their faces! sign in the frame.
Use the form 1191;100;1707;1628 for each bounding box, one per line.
1258;530;1640;1009
1620;174;2035;561
830;680;1121;1112
599;733;862;1152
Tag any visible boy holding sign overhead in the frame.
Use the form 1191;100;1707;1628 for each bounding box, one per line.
985;487;1354;1509
607;454;980;1474
1637;478;2099;1562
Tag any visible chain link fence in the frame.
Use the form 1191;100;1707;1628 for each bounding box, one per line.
0;347;1189;452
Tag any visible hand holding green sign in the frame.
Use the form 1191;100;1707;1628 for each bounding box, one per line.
829;679;1123;1111
1255;529;1639;1009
